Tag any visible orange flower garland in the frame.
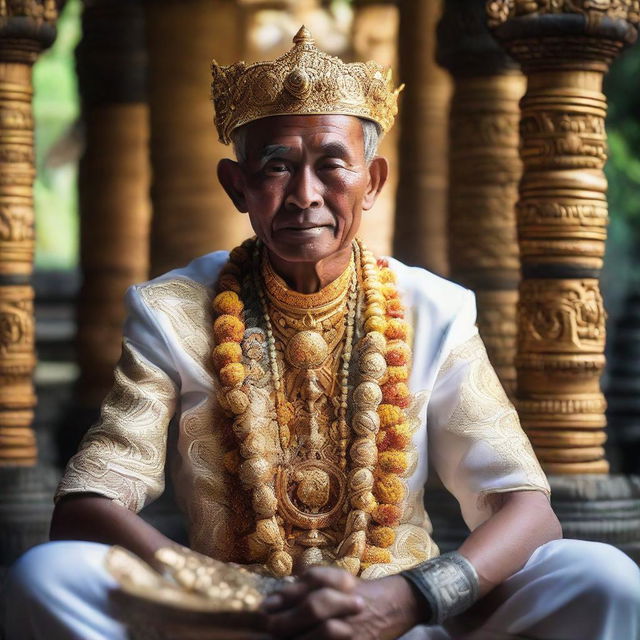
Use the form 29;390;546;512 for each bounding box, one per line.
378;451;408;474
364;258;415;568
371;503;401;527
210;244;255;560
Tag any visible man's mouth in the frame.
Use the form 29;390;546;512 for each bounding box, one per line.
275;223;332;232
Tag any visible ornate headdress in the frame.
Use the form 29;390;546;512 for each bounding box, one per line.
211;26;403;144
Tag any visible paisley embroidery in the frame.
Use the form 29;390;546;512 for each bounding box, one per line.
138;277;214;378
56;339;177;512
438;335;550;499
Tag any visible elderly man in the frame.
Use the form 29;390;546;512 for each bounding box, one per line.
3;27;640;640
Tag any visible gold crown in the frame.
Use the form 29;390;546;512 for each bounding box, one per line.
211;26;403;145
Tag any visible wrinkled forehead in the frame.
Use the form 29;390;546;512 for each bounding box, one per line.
240;113;365;155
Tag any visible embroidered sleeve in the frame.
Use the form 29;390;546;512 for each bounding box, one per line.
55;287;178;512
427;334;550;531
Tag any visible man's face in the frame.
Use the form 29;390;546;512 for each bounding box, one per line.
219;114;386;265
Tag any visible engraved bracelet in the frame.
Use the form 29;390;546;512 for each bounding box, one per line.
400;551;480;625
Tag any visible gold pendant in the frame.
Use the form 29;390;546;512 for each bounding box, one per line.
275;460;347;531
285;330;329;369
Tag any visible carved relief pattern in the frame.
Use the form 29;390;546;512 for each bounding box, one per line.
520;107;607;170
487;0;640;30
0;286;36;465
0;288;33;360
440;21;525;396
517;88;609;270
0;80;36;275
0;0;57;22
488;2;636;473
518;279;605;353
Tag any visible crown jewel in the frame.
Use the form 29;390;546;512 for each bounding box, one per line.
211;26;403;144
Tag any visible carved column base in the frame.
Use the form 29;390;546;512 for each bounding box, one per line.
549;474;640;564
425;473;640;565
0;465;58;568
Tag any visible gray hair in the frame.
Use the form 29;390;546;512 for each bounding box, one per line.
231;118;381;165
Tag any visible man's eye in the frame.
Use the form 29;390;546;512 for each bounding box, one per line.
320;161;345;171
265;162;289;173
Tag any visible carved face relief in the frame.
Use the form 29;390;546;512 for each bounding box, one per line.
0;301;30;354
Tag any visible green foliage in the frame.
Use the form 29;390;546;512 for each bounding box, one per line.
33;0;81;270
604;44;640;242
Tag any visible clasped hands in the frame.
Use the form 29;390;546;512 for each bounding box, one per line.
261;566;424;640
146;546;425;640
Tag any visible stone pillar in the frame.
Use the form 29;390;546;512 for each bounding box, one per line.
74;0;150;413
393;0;451;275
488;2;639;475
0;0;59;568
0;1;56;467
144;0;253;278
437;0;524;395
351;0;398;258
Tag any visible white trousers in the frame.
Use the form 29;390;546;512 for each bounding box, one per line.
2;539;639;640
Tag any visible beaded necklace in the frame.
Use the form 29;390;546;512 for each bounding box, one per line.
211;238;414;577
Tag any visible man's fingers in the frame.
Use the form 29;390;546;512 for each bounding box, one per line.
262;581;311;612
301;567;358;593
262;567;358;614
268;587;365;637
296;618;353;640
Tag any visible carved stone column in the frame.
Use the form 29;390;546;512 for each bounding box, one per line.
488;2;639;475
351;0;398;258
74;0;150;415
437;0;524;395
0;0;59;568
393;0;451;275
144;0;252;277
0;1;56;467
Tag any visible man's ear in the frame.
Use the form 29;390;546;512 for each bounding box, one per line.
362;156;389;211
217;158;248;213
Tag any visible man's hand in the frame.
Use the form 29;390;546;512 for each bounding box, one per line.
264;566;423;640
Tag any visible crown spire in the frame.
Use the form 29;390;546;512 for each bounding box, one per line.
293;25;314;46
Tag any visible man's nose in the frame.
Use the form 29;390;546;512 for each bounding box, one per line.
285;165;323;210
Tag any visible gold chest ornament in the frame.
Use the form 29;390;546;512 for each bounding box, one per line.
263;256;356;568
212;238;414;578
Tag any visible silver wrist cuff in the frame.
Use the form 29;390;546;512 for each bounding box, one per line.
400;551;480;625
